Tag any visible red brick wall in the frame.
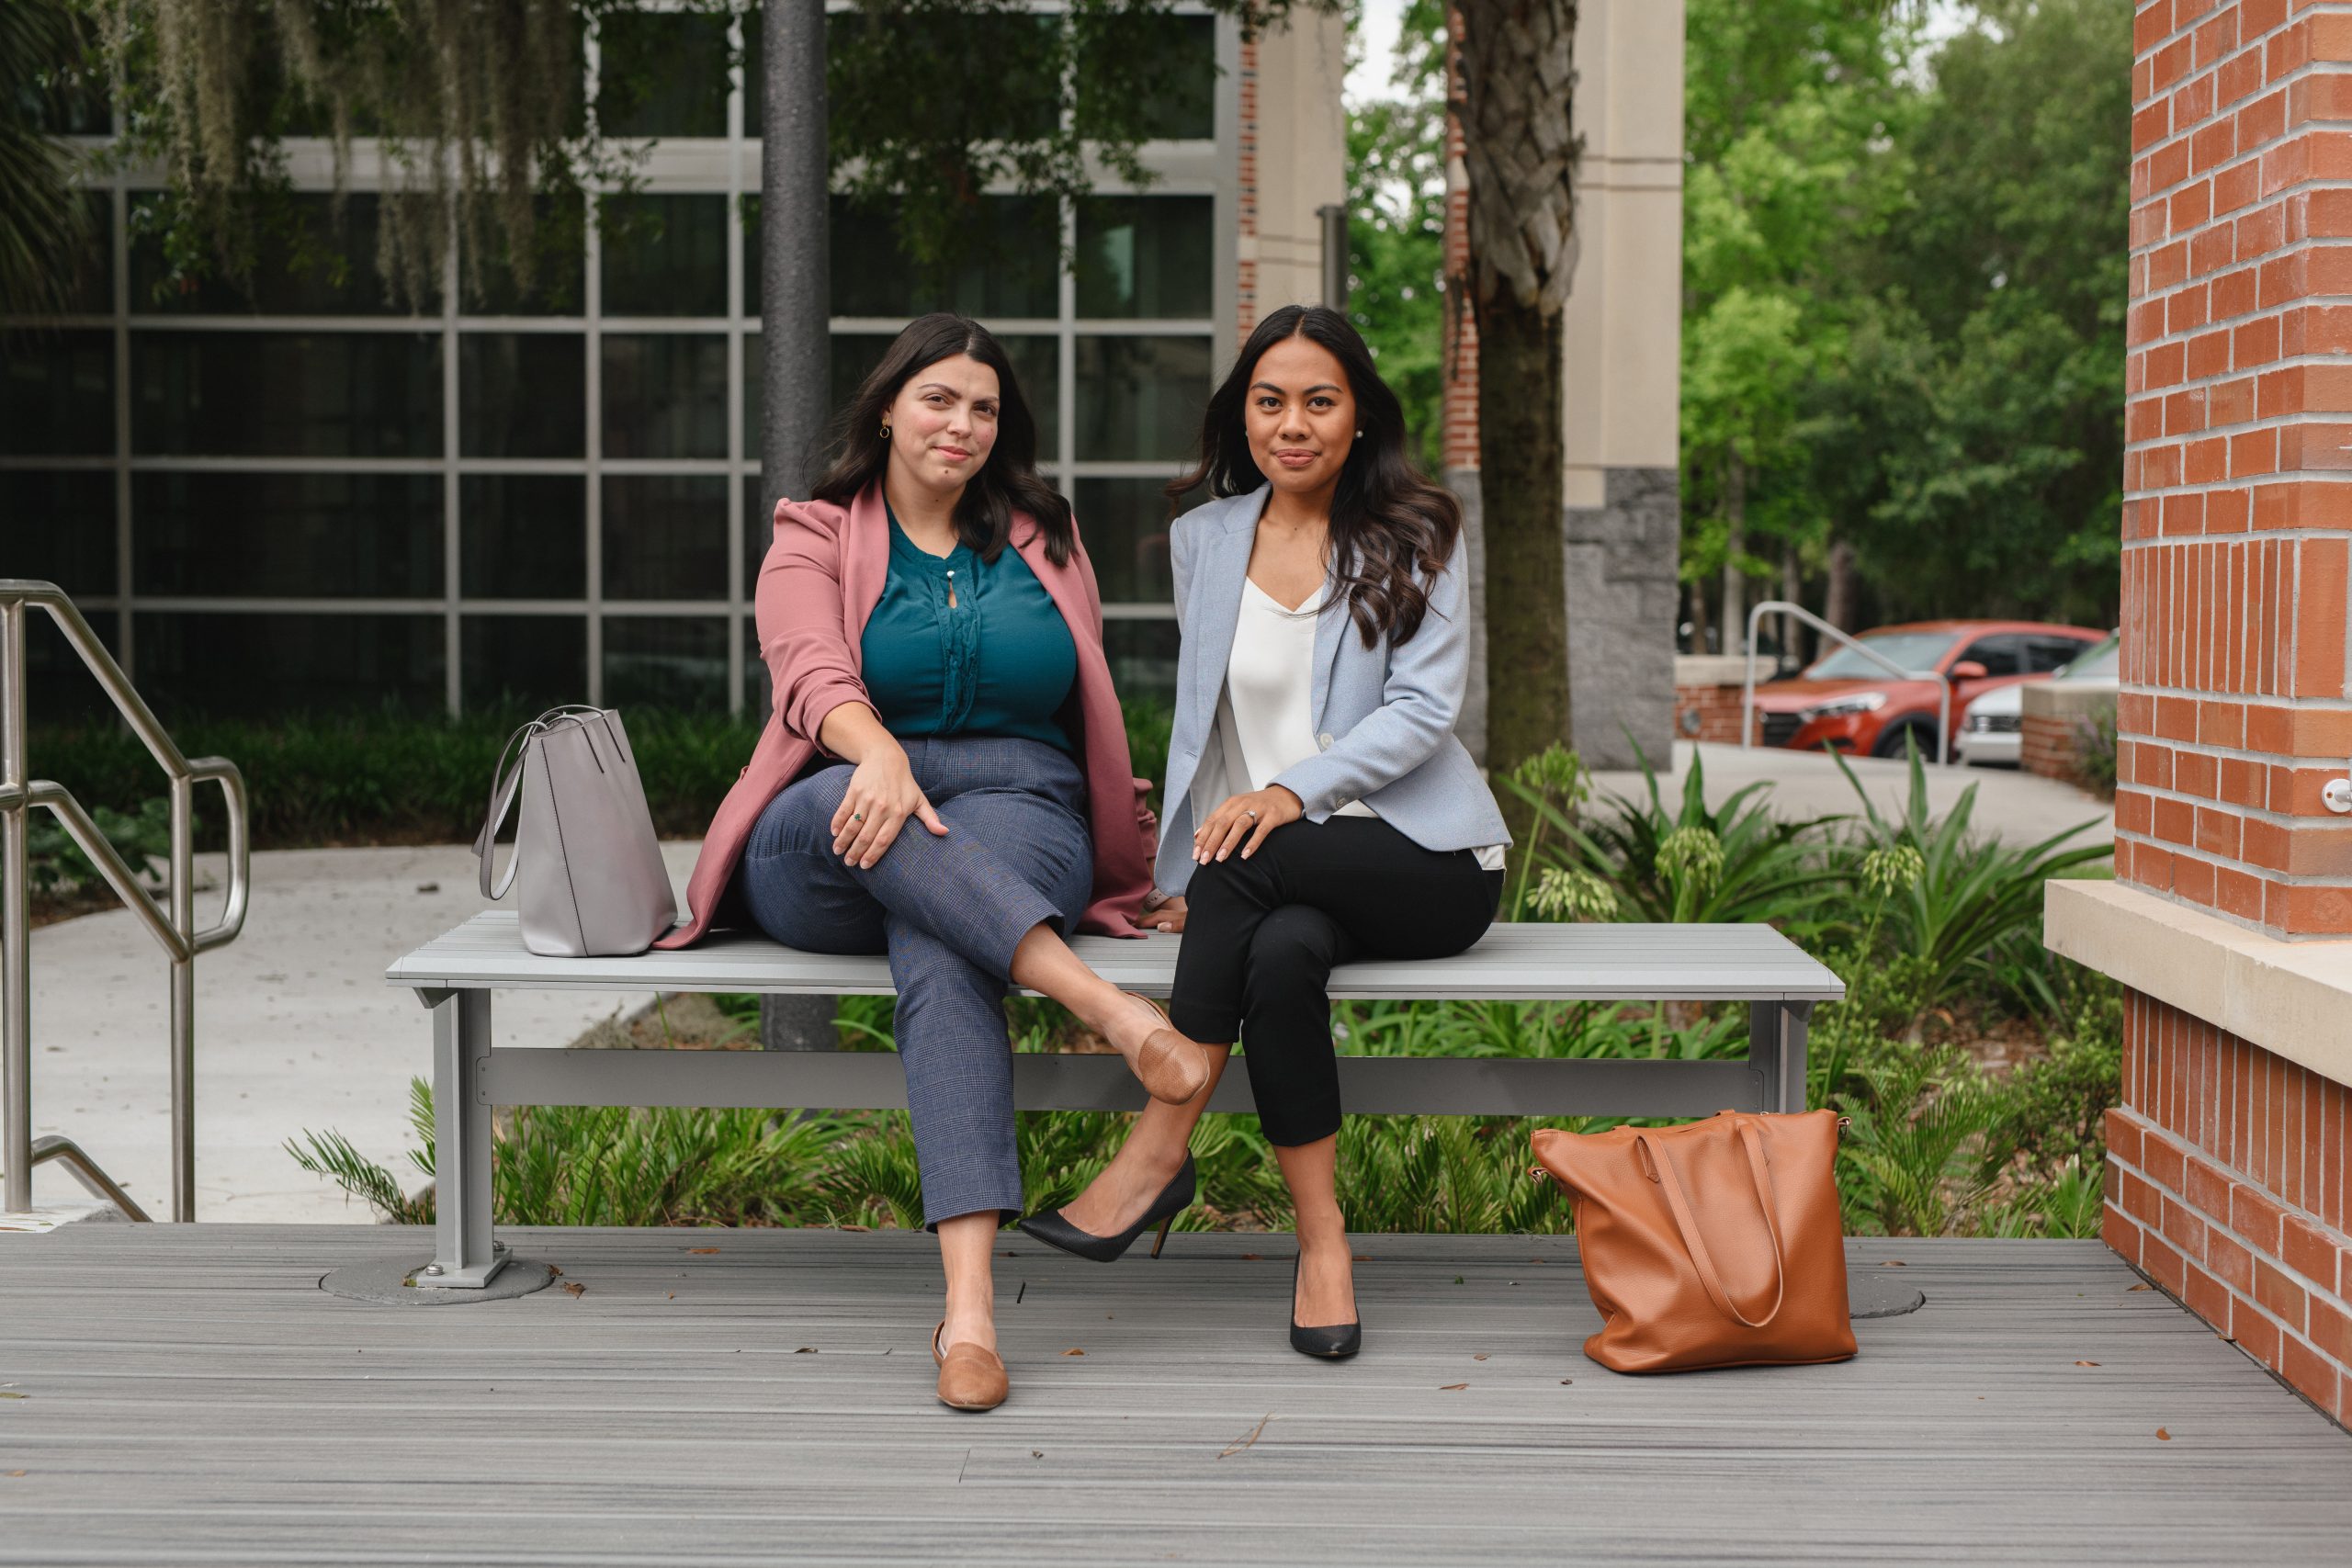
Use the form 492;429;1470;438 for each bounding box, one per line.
1238;39;1259;337
2122;0;2352;937
2022;712;2082;783
1441;11;1478;472
1673;681;1753;744
2105;991;2352;1427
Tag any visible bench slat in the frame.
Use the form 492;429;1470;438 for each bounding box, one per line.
386;911;1846;1003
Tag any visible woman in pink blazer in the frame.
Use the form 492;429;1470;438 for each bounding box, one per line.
661;313;1211;1412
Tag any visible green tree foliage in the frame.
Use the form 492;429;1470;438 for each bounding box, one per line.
1683;0;2129;637
1343;0;1449;472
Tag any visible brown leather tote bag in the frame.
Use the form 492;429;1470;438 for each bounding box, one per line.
1531;1110;1856;1373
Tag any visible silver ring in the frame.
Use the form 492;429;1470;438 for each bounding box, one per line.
1244;807;1259;819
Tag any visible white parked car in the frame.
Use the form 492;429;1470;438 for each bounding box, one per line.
1959;632;2120;767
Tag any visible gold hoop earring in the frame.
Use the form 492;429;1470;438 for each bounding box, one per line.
880;423;891;439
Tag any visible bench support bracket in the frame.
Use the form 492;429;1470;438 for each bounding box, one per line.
1747;999;1814;1115
417;989;505;1289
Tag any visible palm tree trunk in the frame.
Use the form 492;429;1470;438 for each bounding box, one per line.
1476;277;1568;774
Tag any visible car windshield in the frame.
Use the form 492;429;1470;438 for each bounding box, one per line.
1804;631;1958;681
2060;634;2121;681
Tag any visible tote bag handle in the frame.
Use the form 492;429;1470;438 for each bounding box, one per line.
1634;1122;1790;1331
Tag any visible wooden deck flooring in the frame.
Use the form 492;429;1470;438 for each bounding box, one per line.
4;1226;2348;1565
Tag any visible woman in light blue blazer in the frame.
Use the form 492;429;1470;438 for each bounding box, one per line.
1019;305;1511;1357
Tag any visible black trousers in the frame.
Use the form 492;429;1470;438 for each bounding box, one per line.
1169;816;1504;1146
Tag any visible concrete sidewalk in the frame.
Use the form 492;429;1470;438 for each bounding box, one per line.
20;841;702;1224
1589;741;2114;848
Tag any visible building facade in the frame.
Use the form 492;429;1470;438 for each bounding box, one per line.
2;3;1344;722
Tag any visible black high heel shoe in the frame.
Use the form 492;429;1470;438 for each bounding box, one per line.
1289;1251;1362;1359
1015;1155;1196;1263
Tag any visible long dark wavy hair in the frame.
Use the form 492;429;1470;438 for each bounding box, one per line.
1167;304;1463;648
811;312;1074;566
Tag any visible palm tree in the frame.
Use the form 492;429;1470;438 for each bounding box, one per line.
0;0;95;318
1453;0;1578;780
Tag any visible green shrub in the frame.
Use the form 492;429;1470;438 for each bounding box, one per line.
26;795;171;896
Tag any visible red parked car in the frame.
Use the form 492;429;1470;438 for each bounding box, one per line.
1748;619;2108;760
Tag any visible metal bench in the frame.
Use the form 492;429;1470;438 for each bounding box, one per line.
384;912;1845;1288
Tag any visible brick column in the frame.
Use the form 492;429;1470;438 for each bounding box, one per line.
2095;0;2352;1428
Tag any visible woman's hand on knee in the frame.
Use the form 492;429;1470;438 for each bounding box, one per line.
1141;890;1188;932
831;745;950;867
1193;786;1302;863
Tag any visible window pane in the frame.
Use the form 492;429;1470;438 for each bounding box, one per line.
741;607;769;716
3;330;112;456
605;616;729;710
1074;477;1176;604
602;195;728;318
133;472;442;597
826;10;1058;142
461;196;587;315
604;334;727;457
0;470;114;596
1078;197;1214;320
138;611;444;716
462;615;587;716
1958;635;2027;677
1074;335;1210;460
131;194;410;316
133;332;440;457
604;475;728;600
461;333;584;457
461;475;586;599
62;192;110;314
28;611;119;724
1103;617;1178;707
745;194;1057;320
1078;14;1215;140
596;11;730;138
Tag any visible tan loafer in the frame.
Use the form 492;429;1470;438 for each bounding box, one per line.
1123;993;1211;1105
932;1321;1008;1412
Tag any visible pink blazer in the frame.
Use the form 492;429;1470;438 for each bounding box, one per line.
656;481;1158;949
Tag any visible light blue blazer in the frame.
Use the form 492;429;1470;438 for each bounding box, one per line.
1154;484;1512;897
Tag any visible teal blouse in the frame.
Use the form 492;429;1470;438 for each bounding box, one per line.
859;508;1078;751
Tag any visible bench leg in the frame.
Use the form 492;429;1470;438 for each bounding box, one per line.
1747;1000;1814;1116
419;989;505;1288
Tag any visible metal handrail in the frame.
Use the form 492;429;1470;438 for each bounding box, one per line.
1742;601;1958;768
1;579;251;1221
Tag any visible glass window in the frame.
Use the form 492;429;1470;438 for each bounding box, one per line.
741;608;771;716
460;333;584;457
1073;477;1176;604
604;334;727;458
132;473;442;597
61;192;111;314
819;195;1059;321
1806;631;1958;680
461;614;588;716
2030;634;2100;674
1074;335;1210;460
130;194;409;316
604;476;728;600
3;330;112;456
1956;634;2027;677
1;471;115;596
461;196;587;315
601;195;728;318
132;332;440;457
596;10;731;138
1077;197;1214;320
605;615;729;710
28;611;119;724
1078;14;1215;141
750;331;1059;461
137;611;444;716
461;475;587;599
824;9;1059;143
1103;617;1179;707
2057;634;2121;681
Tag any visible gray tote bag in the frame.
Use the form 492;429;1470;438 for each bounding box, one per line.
474;705;677;957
